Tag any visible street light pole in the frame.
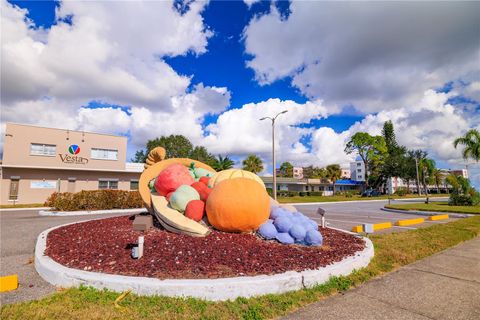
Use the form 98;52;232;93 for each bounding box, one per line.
260;110;288;201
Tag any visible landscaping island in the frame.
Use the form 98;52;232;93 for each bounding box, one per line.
385;201;480;214
45;215;365;279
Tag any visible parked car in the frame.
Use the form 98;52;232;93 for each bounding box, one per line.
362;189;382;197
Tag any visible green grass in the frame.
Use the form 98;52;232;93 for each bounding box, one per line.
385;201;480;214
2;216;479;320
278;193;446;204
0;203;45;209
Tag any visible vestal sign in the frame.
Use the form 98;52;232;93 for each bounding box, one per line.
59;144;89;165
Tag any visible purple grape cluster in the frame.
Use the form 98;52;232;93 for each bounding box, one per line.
257;206;323;246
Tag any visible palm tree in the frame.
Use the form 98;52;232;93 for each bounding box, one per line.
242;155;264;174
432;168;443;194
419;158;436;203
211;155;234;171
454;129;480;162
325;164;342;195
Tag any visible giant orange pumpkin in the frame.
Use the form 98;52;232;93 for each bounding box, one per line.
206;178;270;232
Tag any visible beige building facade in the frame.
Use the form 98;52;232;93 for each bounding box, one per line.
1;123;143;205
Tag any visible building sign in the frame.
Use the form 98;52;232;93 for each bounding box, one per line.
31;181;57;189
59;144;89;165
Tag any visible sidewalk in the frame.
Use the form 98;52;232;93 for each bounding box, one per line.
282;237;480;320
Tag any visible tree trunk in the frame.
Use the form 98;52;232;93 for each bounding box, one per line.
406;179;410;194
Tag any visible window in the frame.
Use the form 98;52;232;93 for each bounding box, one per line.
357;162;361;166
91;148;118;160
30;143;56;156
358;175;363;179
306;185;309;191
357;169;362;172
9;179;19;200
130;180;139;190
98;179;118;189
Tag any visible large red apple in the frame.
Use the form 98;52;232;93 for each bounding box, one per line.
154;164;194;196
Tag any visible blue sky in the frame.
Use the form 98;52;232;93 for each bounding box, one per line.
3;0;479;186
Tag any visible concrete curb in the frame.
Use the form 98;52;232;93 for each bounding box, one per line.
35;222;374;301
39;208;146;216
287;197;448;206
0;207;50;212
381;207;471;219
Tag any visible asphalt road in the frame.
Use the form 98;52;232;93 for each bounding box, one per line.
0;198;454;305
0;208;146;305
292;198;456;234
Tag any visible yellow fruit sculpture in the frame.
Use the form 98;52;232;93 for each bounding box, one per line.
206;177;270;232
207;169;265;189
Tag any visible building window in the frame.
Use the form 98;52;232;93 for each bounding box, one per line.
30;143;56;156
358;175;363;179
306;185;309;191
91;148;118;160
9;179;19;200
357;162;361;166
130;180;139;190
98;179;118;189
357;169;362;172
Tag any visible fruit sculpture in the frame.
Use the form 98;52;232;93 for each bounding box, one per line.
208;169;266;188
139;147;322;247
258;206;323;246
206;177;270;232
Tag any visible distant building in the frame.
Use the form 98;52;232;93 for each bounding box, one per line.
350;161;365;182
262;177;363;196
341;168;351;179
293;167;303;179
449;169;468;179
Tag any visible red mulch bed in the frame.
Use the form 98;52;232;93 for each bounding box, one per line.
45;215;365;279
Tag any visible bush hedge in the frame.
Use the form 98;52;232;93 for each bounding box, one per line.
44;190;144;211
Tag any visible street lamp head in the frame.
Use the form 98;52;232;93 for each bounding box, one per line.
280;110;288;114
259;117;267;121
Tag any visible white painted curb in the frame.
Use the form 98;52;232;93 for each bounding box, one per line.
35;222;374;301
39;208;146;216
0;207;50;212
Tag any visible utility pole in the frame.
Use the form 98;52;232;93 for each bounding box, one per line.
260;110;288;201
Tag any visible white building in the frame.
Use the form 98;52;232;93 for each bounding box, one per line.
293;167;303;179
350;161;365;182
341;168;351;179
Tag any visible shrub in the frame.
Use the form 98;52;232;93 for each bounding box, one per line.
394;187;407;196
310;191;323;196
449;194;473;206
44;190;144;211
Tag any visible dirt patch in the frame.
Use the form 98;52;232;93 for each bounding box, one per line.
45;215;365;279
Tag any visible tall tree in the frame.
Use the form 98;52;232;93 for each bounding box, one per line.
325;164;342;195
242;155;264;174
453;129;480;162
344;132;387;188
419;157;436;200
190;146;216;166
303;166;326;179
131;149;147;163
211;155;234;171
432;168;443;194
381;121;406;180
279;162;294;177
146;135;193;159
382;120;398;153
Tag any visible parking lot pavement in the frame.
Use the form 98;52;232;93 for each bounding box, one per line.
0;208;141;305
292;199;458;234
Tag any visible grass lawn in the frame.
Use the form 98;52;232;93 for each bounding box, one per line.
385;201;480;214
0;203;45;209
2;216;479;320
278;193;447;204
